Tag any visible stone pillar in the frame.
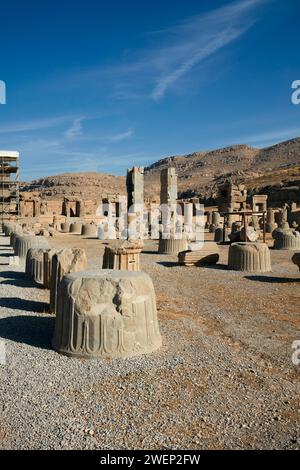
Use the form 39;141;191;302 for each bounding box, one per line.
184;203;193;235
160;167;177;205
126;167;144;239
126;166;144;209
266;208;277;233
160;167;178;236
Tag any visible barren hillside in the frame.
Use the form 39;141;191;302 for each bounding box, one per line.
21;137;300;202
144;137;300;200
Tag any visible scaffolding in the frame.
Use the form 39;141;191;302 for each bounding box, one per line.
0;150;20;227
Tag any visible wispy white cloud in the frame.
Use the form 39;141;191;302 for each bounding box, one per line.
64;117;85;138
0;115;77;134
42;0;264;103
150;0;262;100
109;127;134;142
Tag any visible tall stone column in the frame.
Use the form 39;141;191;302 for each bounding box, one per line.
266;208;277;233
126;167;144;239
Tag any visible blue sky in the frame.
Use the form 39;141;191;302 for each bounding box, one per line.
0;0;299;180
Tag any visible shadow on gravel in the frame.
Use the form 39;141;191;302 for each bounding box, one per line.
0;279;38;288
0;297;48;312
199;263;228;270
0;271;25;280
0;315;53;349
156;261;178;267
245;275;300;283
143;250;161;255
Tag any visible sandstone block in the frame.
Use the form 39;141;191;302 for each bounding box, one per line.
228;242;272;272
81;223;97;237
43;249;61;289
25;248;45;285
102;240;143;271
178;241;219;266
70;222;82;234
14;235;50;260
52;270;162;359
158;236;188;254
60;222;70;233
49;248;88;314
273;231;300;250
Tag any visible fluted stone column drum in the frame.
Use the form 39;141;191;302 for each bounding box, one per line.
228;242;271;272
273;231;300;250
214;227;230;243
158;236;188;254
25;248;45;285
70;222;82;234
49;248;88;314
60;222;70;233
81;223;97;237
52;270;162;359
10;228;23;249
43;249;60;289
14;235;50;260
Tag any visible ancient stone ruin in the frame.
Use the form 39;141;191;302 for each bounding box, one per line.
228;242;272;272
49;248;88;314
178;241;219;266
273;230;300;250
52;270;162;359
102;240;143;271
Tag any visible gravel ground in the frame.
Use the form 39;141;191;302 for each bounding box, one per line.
0;232;299;450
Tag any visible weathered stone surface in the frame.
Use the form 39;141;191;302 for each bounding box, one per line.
69;222;82;234
60;222;70;233
209;212;221;232
25;248;45;285
81;223;97;237
229;226;259;243
178;242;219;266
49;248;88;314
14;235;50;260
102;240;143;271
266;208;277;233
158;236;188;254
43;249;60;289
52;270;162;359
273;230;300;250
9;255;20;266
228;242;272;272
292;252;300;271
160;168;177;205
214;227;230;243
10;227;23;249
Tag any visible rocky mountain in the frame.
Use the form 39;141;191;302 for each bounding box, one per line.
144;137;300;201
21;137;300;203
21;172;126;199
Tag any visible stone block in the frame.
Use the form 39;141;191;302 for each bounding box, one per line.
25;248;45;285
14;235;50;260
158;236;188;254
228;242;272;272
273;231;300;250
102;240;143;271
178;242;219;266
70;222;82;234
60;222;70;233
81;223;97;237
49;248;88;314
52;270;162;359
